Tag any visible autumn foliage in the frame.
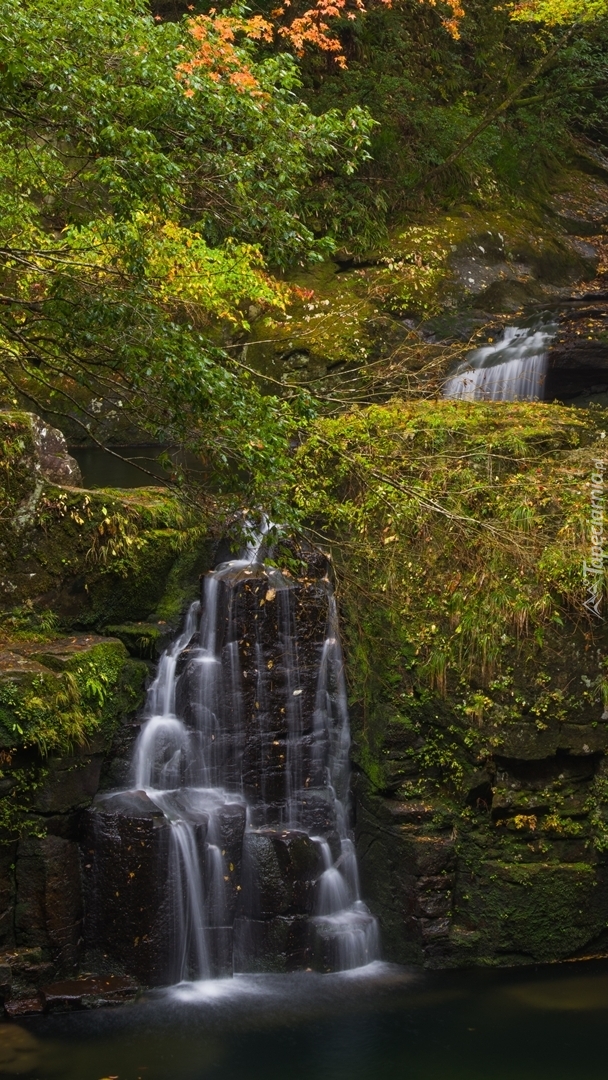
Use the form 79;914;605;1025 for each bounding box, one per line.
178;0;466;95
177;10;274;94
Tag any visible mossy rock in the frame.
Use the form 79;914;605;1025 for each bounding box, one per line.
104;622;166;659
0;411;211;632
452;859;606;964
0;635;146;839
0;636;146;754
244;181;604;393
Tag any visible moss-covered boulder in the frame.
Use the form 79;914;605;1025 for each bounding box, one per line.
0;636;144;754
0;635;147;835
0;410;211;630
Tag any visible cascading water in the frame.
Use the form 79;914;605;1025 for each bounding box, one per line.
444;317;558;401
89;535;379;983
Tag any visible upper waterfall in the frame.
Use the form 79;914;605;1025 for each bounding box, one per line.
444;318;558;401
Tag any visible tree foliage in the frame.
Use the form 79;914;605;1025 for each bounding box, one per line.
511;0;608;23
1;0;607;526
0;0;373;511
288;0;608;207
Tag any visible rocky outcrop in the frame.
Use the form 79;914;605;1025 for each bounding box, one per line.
0;635;147;1009
292;398;608;969
347;506;608;967
0;410;214;1011
29;416;83;487
0;410;211;627
354;728;608;968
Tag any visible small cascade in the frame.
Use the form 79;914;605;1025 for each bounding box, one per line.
88;533;379;983
444;318;558;401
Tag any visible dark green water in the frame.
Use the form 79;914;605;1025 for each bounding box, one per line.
4;959;608;1080
70;446;205;488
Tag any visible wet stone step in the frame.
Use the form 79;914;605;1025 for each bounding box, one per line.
4;995;46;1017
233;916;311;974
241;831;321;918
41;975;138;1012
3;976;138;1015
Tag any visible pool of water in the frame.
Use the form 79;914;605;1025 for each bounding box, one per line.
70;447;205;488
5;958;608;1079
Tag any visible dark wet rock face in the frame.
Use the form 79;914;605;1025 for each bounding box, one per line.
546;303;608;403
233;915;310;973
15;835;83;969
241;830;321;919
83;809;172;986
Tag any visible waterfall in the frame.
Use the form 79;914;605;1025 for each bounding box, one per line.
444;318;558;401
91;533;379;983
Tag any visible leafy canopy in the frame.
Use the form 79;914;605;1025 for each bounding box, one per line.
0;0;373;511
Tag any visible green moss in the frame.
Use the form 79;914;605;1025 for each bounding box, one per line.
452;857;602;963
0;639;146;754
104;622;165;658
0;764;50;840
296;397;608;964
0;410;38;512
0;604;61;643
0;635;146;840
154;545;207;624
294;398;606;786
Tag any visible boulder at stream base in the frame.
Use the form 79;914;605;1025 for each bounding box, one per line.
83;808;174;986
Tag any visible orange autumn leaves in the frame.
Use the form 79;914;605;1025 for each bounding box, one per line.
178;10;274;95
177;0;465;96
423;0;465;37
274;0;368;67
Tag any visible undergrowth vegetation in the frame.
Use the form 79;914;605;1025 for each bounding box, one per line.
293;400;608;787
